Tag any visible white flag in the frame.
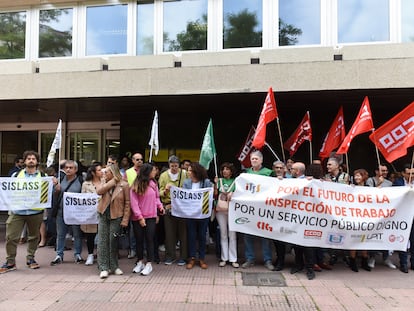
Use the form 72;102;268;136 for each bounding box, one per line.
148;111;159;156
47;119;62;167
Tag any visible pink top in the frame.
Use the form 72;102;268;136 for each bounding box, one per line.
130;179;163;221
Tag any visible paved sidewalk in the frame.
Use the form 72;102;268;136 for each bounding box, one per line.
0;240;414;311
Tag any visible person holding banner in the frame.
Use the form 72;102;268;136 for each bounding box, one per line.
393;164;414;274
184;162;213;270
348;169;372;273
0;151;47;273
130;163;165;276
242;150;275;271
96;164;131;279
50;160;83;266
214;162;239;268
159;155;188;266
81;163;104;266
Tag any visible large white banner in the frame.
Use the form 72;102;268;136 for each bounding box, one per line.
170;186;214;219
63;192;99;225
0;177;53;211
229;173;414;251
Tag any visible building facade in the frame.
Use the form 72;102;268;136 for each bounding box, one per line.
1;0;414;174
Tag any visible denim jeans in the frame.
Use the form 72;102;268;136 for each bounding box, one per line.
56;208;82;259
187;218;209;259
244;234;273;263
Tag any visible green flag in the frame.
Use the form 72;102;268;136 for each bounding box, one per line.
199;119;216;169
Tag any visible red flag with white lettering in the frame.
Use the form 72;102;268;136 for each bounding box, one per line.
336;96;374;154
252;88;278;149
319;107;345;159
237;126;256;168
369;102;414;163
284;111;312;156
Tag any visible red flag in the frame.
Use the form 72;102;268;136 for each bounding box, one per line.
252;87;278;149
319;107;345;159
236;126;257;168
336;96;374;154
284;111;312;156
369;102;414;163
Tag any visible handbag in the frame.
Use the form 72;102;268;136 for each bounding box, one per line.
215;179;235;212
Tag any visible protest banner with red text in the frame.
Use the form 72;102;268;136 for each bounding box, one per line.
229;173;414;251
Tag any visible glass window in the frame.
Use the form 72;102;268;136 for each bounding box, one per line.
401;0;414;42
70;132;100;166
223;0;262;49
137;0;154;55
39;8;73;58
86;4;127;55
0;11;26;59
338;0;389;43
279;0;320;46
163;0;208;52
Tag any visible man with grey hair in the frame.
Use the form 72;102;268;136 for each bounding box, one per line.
242;150;275;271
158;155;188;266
272;160;286;178
51;160;83;265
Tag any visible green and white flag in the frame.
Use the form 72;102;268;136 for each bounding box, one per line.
199;119;216;170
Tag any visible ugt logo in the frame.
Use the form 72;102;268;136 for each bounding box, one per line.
245;182;261;193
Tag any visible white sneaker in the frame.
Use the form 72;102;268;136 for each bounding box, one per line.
100;270;108;279
132;261;144;273
85;254;94;266
141;262;152;276
384;258;397;269
367;257;375;268
219;261;226;267
128;250;136;259
114;268;123;275
158;244;166;252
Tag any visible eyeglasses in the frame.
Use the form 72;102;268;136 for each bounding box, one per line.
134;158;143;161
274;167;284;169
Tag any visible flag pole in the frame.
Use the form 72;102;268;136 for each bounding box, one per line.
309;140;313;163
213;154;218;177
276;118;286;163
264;142;280;161
410;151;414;185
345;153;350;175
149;146;153;162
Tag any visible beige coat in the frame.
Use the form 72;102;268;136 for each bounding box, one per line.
97;179;130;227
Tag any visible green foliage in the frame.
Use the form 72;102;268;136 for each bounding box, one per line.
0;12;26;59
279;18;302;46
167;15;207;51
224;9;262;48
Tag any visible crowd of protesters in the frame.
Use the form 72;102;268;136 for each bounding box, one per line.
1;150;413;280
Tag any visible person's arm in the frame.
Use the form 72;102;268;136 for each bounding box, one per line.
96;179;116;195
121;183;131;227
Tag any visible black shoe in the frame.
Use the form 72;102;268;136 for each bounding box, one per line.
290;266;304;274
306;268;315;280
349;257;359;272
329;254;337;265
400;265;409;273
361;257;371;272
274;264;284;271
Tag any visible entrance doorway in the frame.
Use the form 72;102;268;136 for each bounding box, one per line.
0;131;37;176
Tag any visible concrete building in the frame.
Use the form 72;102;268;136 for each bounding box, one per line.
1;0;413;174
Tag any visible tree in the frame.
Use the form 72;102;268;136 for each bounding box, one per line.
167;15;207;51
224;9;261;49
0;9;72;59
39;9;72;57
279;18;302;46
0;12;26;59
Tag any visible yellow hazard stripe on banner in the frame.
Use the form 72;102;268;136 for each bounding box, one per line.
40;181;49;203
202;191;209;215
